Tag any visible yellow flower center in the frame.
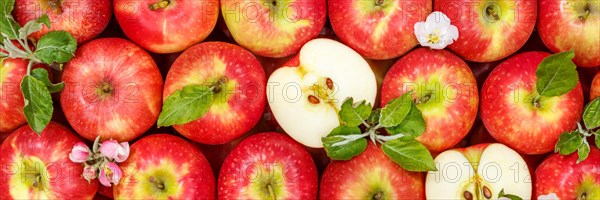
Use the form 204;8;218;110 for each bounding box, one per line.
427;33;440;44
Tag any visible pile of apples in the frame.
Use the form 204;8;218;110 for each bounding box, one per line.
1;0;599;199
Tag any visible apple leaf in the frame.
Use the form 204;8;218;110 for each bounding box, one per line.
0;0;19;40
18;14;49;41
381;139;436;172
535;50;578;97
386;103;426;138
498;189;523;200
554;131;583;155
21;75;53;134
157;85;214;127
34;31;77;64
31;68;63;93
338;97;372;127
582;98;600;130
322;126;367;160
577;141;590;164
379;92;412;127
367;108;381;125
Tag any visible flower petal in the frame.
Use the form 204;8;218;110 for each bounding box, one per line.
100;140;120;159
538;193;559;200
98;166;111;187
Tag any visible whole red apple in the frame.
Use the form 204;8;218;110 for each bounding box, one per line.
329;0;431;59
218;132;318;199
0;122;98;199
60;38;163;142
163;42;265;144
114;134;215;199
592;72;599;100
535;148;600;199
380;48;479;152
14;0;112;44
320;143;424;199
220;0;326;58
434;0;537;62
481;51;584;154
538;0;600;67
114;0;219;54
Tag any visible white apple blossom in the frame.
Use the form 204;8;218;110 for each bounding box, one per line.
538;193;560;200
414;11;459;49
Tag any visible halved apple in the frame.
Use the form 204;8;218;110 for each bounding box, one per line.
266;38;377;148
426;143;532;199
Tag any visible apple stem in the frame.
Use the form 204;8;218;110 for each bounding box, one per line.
485;6;500;21
375;0;384;6
210;76;229;94
149;0;171;11
532;95;542;109
149;176;165;190
32;174;41;188
267;183;276;200
46;0;63;14
579;9;591;21
26;61;33;76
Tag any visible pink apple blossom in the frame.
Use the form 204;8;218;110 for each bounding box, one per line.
69;142;90;163
99;139;130;162
82;165;97;182
99;162;123;187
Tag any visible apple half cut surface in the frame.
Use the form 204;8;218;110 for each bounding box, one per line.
267;38;377;148
426;143;532;200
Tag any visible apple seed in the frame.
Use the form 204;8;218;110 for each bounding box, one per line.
482;186;492;199
463;191;473;200
308;95;320;104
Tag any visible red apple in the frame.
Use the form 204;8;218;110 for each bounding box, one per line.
218;132;318;199
320;143;424;199
220;0;326;58
114;134;215;199
538;0;600;67
1;58;28;133
114;0;219;54
434;0;537;62
97;185;113;199
0;122;98;199
481;51;584;154
535;147;600;199
592;72;599;100
60;38;163;142
328;0;432;59
1;58;51;134
381;48;479;152
14;0;112;44
163;42;266;144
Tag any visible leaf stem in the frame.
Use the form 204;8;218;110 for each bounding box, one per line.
26;61;33;75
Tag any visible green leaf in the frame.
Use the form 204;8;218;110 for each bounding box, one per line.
381;139;436;171
554;131;583;155
498;189;524;200
0;0;19;40
18;15;49;40
379;92;412;127
31;68;63;93
36;14;50;28
338;97;372;127
157;85;214;127
34;31;77;64
577;142;590;164
535;50;578;97
367;108;380;125
322;126;367;160
386;103;426;138
21;75;53;134
583;98;600;130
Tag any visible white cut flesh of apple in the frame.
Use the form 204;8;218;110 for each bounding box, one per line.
267;38;377;148
425;143;532;200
